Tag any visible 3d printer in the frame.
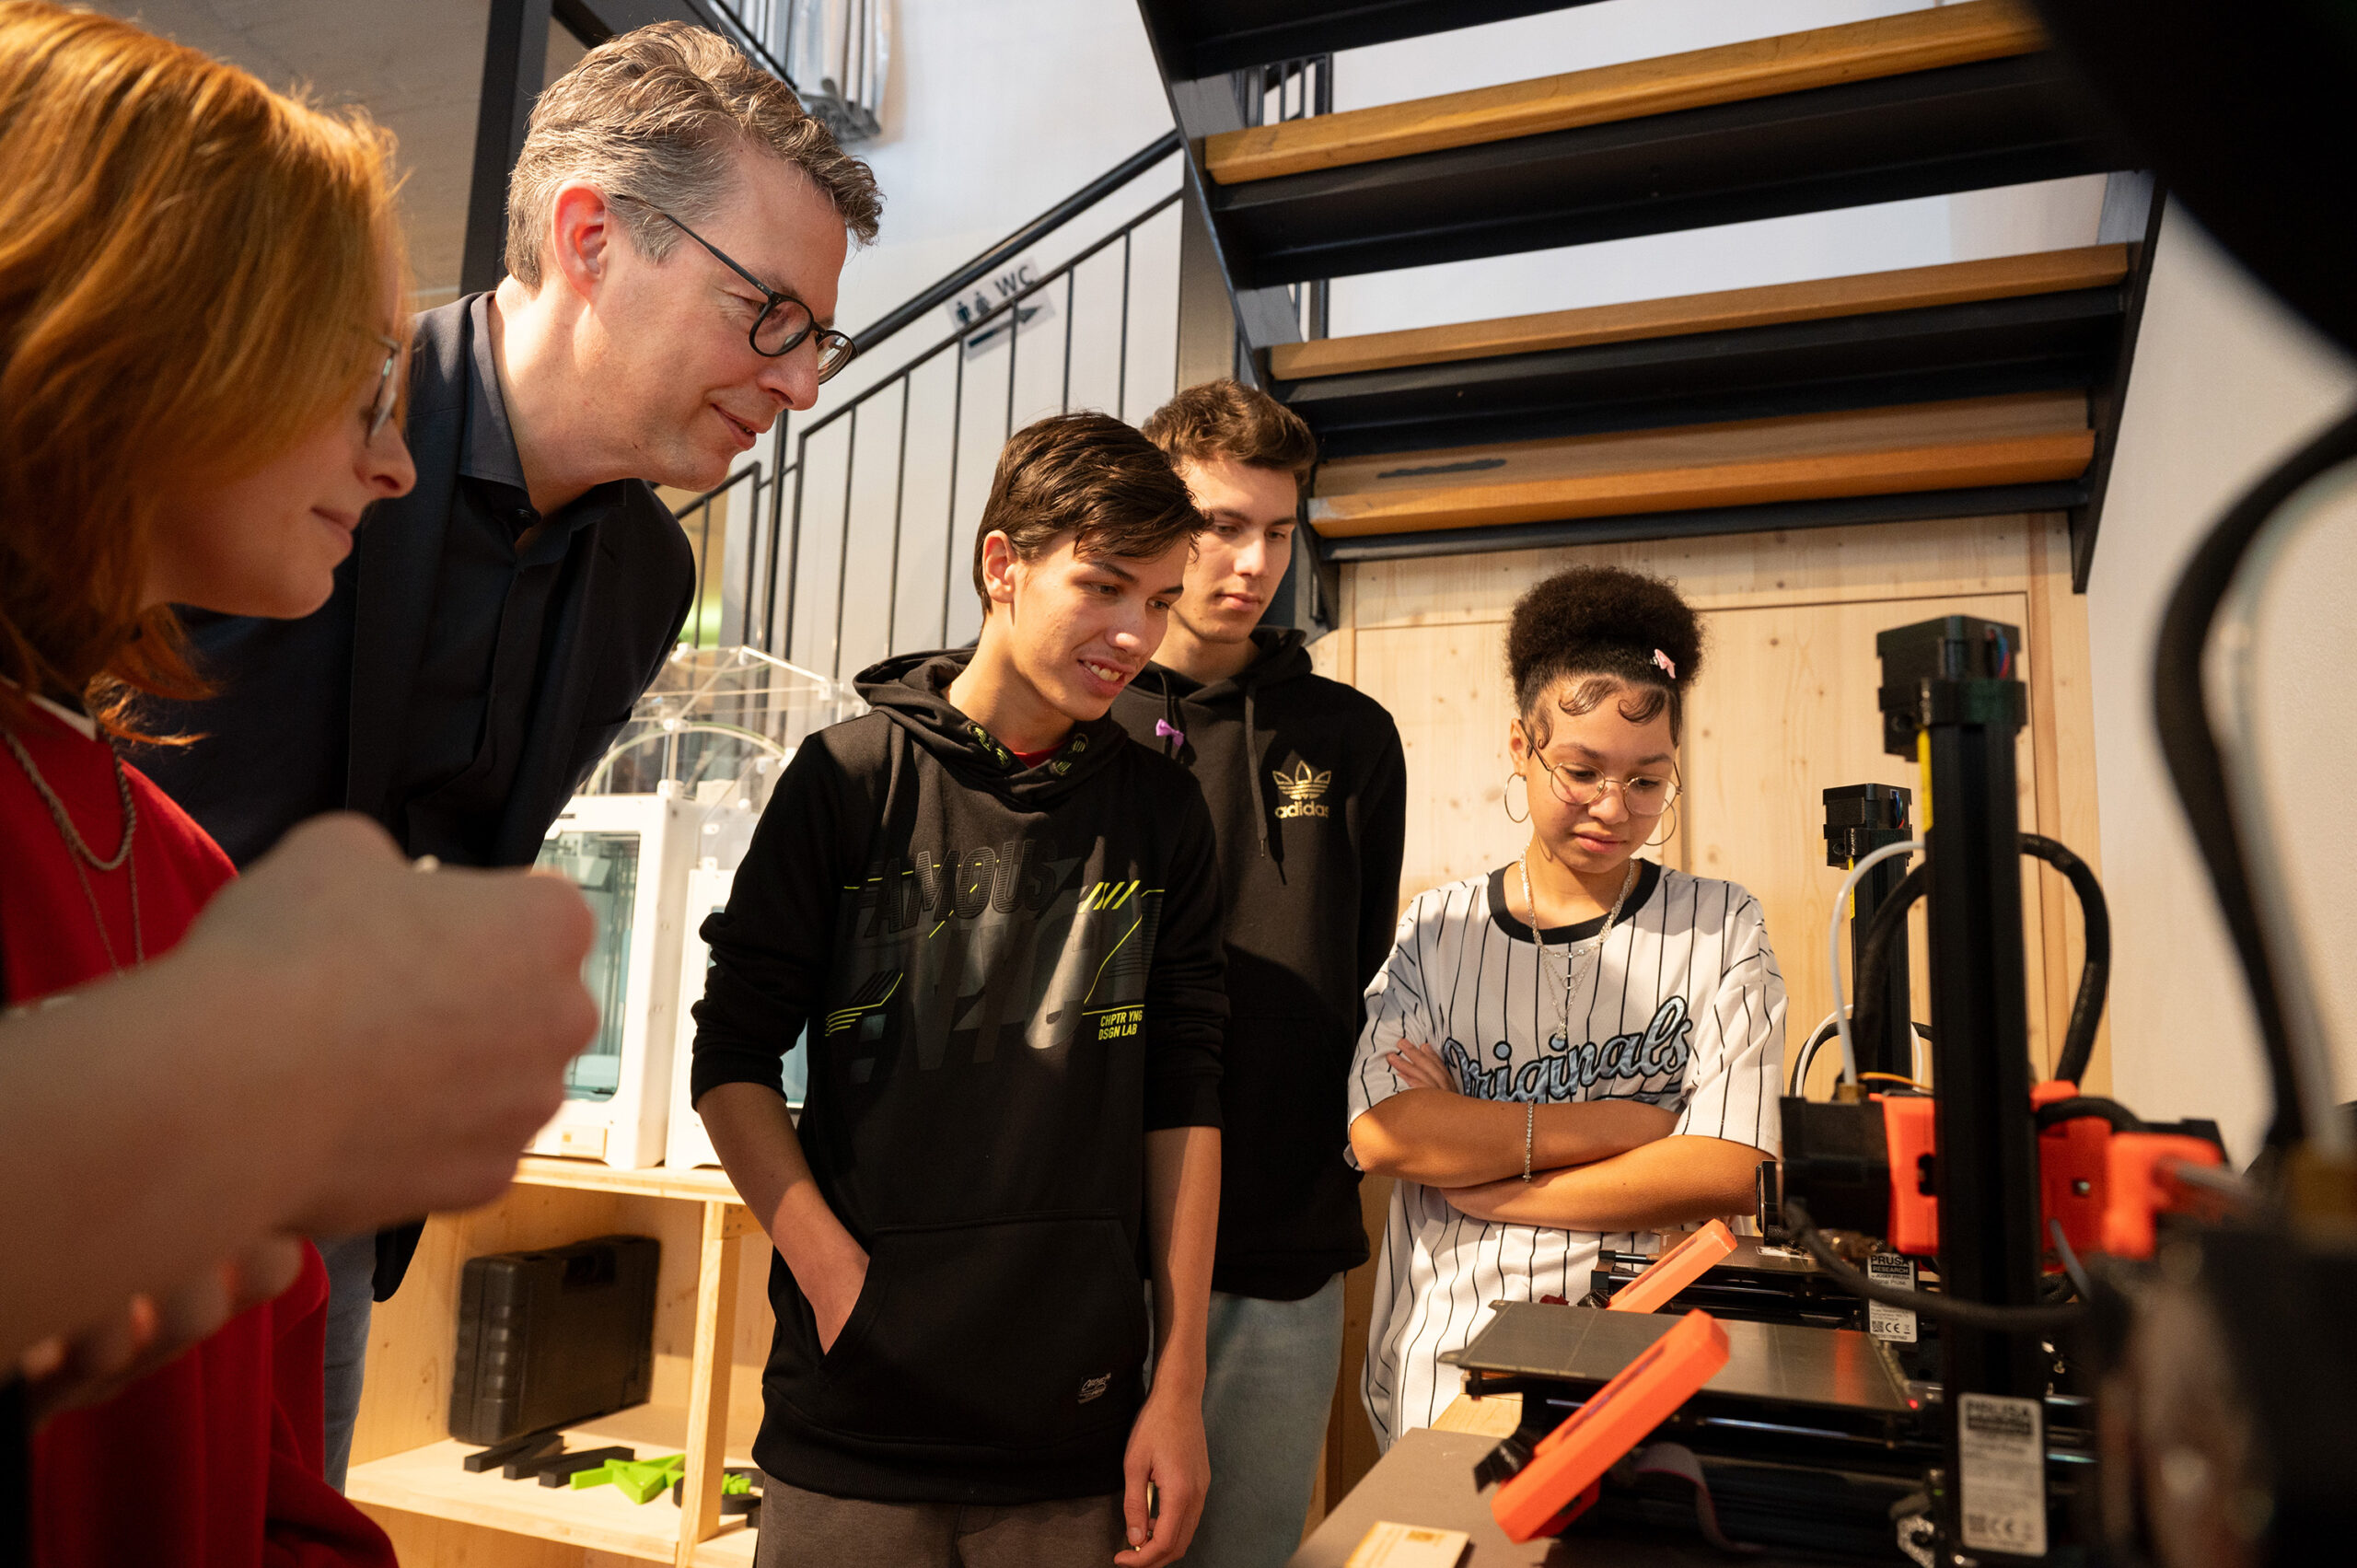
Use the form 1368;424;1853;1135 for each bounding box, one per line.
527;645;857;1168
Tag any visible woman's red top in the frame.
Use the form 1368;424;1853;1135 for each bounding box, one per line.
1;701;395;1568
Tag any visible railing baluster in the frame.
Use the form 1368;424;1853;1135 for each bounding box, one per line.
778;433;807;662
1118;229;1132;422
885;374;911;657
696;498;715;648
830;404;859;680
1004;276;1020;440
939;343;966;648
1062;269;1076;412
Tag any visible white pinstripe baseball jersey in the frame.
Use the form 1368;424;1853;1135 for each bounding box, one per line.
1345;859;1787;1448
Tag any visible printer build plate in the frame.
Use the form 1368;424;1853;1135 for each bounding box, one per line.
1443;1302;1913;1419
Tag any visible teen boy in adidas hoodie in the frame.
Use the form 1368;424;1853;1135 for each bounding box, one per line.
1112;383;1406;1568
692;413;1225;1568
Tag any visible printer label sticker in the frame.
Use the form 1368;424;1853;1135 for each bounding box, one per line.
1865;1252;1919;1342
1957;1392;2047;1558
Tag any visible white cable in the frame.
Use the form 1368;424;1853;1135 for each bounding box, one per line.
1790;1005;1844;1094
1828;839;1924;1087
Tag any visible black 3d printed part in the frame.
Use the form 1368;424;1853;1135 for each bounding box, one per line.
449;1235;660;1446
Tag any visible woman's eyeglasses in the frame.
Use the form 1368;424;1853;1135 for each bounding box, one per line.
1532;761;1680;817
366;335;401;439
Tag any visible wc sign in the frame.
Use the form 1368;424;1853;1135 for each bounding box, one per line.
946;258;1054;355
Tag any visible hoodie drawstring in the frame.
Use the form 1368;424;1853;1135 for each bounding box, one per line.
1158;682;1184;759
1245;683;1271;862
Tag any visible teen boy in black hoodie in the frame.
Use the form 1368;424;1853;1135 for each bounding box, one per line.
1114;383;1406;1568
691;412;1225;1568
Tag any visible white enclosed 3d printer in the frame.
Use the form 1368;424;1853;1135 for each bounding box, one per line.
526;646;856;1168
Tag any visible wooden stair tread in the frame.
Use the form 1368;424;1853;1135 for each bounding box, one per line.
1206;0;2045;186
1271;246;2128;382
1307;392;2092;538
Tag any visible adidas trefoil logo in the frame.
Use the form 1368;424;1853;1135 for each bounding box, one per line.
1077;1373;1111;1404
1272;760;1332;819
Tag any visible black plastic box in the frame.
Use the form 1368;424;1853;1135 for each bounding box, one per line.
448;1235;660;1446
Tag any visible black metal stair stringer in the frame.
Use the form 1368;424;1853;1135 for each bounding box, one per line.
1137;0;1608;81
1210;53;2131;286
1282;285;2124;459
1319;482;2092;563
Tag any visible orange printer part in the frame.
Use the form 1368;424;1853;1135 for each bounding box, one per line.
1879;1094;1940;1257
1490;1309;1731;1543
2100;1132;2225;1260
2032;1078;2110;1256
1846;1085;2223;1262
1606;1219;1739;1313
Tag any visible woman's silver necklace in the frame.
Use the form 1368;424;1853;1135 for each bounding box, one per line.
4;726;143;972
1518;855;1637;1051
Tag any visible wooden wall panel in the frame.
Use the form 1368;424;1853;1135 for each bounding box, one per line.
1349;514;2034;630
1306;510;2105;1512
1683;591;2051;1074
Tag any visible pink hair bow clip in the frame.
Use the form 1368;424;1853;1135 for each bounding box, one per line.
1651;648;1677;679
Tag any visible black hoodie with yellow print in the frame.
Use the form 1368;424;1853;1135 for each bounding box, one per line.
691;649;1226;1505
1113;629;1407;1302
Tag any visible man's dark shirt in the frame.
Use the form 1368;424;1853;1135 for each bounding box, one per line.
135;293;694;873
394;296;626;865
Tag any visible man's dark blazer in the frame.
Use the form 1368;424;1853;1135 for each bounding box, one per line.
141;296;694;871
136;297;693;1297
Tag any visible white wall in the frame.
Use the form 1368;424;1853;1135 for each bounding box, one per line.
2084;203;2357;1163
832;0;1175;337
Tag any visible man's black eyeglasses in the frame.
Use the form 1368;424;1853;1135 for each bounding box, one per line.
622;198;857;380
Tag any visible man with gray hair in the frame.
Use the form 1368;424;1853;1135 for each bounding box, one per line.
136;20;882;1486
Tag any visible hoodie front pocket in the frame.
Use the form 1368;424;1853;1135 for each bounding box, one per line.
790;1214;1146;1451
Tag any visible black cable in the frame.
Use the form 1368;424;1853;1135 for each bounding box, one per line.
1782;1200;2086;1333
2020;833;2111;1085
2153;405;2357;1150
1849;839;2111;1088
2032;1096;2144;1134
1846;864;1925;1065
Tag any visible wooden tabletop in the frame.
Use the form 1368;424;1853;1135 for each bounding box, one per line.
1290;1426;1830;1568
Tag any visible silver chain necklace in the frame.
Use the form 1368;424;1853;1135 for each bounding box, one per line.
4;725;144;972
1517;855;1637;1051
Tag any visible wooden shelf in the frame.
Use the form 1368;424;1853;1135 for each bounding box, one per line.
1206;0;2043;185
512;1156;742;1204
353;1402;766;1565
350;1408;702;1563
1270;246;2128;382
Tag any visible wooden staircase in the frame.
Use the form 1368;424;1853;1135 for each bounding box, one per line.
1138;0;2157;589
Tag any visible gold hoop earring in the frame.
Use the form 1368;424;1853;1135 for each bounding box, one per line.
1643;800;1680;849
1503;772;1530;824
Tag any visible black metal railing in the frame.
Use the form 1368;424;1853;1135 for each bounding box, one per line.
1236;55;1333;340
698;0;884;143
688;66;1337;678
670;461;769;651
722;136;1191;679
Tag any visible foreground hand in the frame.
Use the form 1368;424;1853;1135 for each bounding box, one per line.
20;1237;303;1426
1117;1382;1208;1567
180;814;598;1235
1387;1040;1460;1096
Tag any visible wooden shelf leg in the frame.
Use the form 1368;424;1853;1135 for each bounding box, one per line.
677;1201;754;1566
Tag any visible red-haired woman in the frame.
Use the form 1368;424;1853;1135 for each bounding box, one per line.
0;4;414;1562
